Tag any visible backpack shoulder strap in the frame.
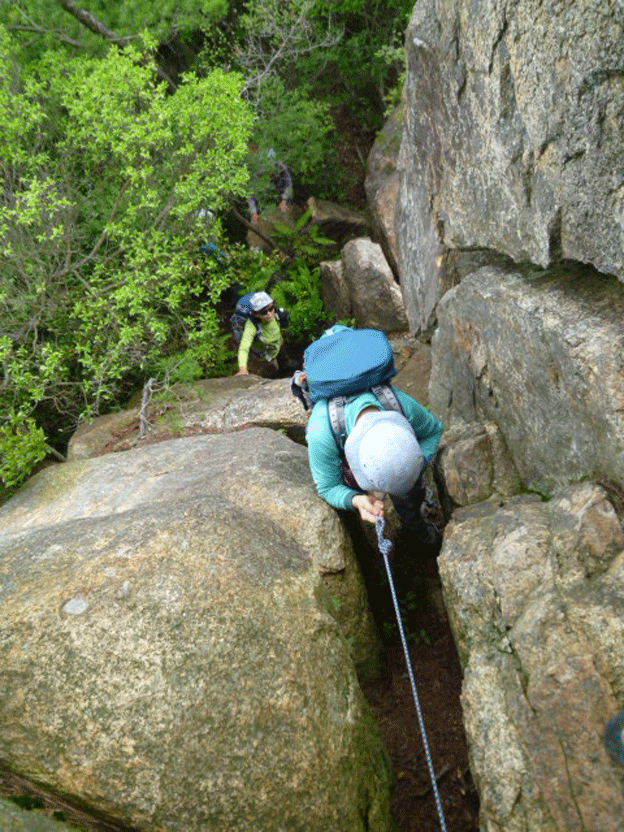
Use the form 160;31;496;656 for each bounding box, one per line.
371;383;404;415
327;385;404;455
327;395;347;454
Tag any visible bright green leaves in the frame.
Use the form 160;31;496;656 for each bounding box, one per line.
0;414;47;491
165;69;253;218
0;25;47;166
0;25;254;492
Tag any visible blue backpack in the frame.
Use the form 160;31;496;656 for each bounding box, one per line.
291;325;404;451
230;292;288;360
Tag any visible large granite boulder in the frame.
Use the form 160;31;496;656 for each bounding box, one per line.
438;420;521;507
429;263;624;495
396;0;624;329
0;430;390;832
341;238;409;332
320;259;352;321
439;482;624;831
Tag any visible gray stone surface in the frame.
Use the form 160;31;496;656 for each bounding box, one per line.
439;421;521;506
320;259;352;320
396;0;624;330
341;238;408;332
365;105;402;278
439;482;624;832
429;264;624;495
68;376;307;461
0;431;390;832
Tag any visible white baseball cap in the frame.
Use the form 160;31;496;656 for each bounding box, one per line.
250;291;273;312
344;409;424;496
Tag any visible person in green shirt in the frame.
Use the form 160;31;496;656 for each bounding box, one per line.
235;291;291;378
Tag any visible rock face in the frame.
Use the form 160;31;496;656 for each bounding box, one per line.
397;0;624;329
341;238;409;332
428;258;624;829
0;431;391;832
439;483;624;832
430;263;624;495
68;376;308;461
376;0;624;827
364;106;402;278
320;259;352;321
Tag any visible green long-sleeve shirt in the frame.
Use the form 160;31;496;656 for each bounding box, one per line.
237;317;283;367
305;388;443;511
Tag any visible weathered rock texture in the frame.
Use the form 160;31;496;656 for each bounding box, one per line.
430;264;624;495
364;106;402;278
439;420;521;507
320;259;352;321
306;196;368;246
68;375;307;461
341;238;409;332
0;431;390;832
439;483;624;832
397;0;624;330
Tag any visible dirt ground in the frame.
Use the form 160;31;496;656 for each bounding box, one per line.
359;538;480;832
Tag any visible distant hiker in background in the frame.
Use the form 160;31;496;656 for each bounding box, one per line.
248;147;293;225
292;326;444;550
231;291;292;378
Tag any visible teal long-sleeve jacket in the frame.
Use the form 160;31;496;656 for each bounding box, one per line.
305;388;443;511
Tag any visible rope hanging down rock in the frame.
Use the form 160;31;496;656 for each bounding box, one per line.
375;514;448;832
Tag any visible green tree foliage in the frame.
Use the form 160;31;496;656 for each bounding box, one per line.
197;0;345;200
244;76;340;201
235;211;337;347
307;0;412;127
0;23;253;488
0;0;414;495
2;0;229;60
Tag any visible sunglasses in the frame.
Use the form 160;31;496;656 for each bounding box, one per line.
255;304;276;315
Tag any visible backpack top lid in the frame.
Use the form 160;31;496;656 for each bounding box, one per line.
234;291;265;316
304;326;396;404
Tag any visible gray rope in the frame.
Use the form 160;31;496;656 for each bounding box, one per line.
375;514;448;832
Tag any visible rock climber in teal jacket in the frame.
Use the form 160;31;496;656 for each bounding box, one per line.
306;386;443;541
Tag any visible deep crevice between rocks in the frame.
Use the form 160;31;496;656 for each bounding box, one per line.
341;499;481;831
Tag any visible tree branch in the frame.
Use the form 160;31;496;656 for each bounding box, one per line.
52;178;130;284
56;0;177;91
6;1;81;47
57;0;133;45
228;201;284;254
7;23;83;48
